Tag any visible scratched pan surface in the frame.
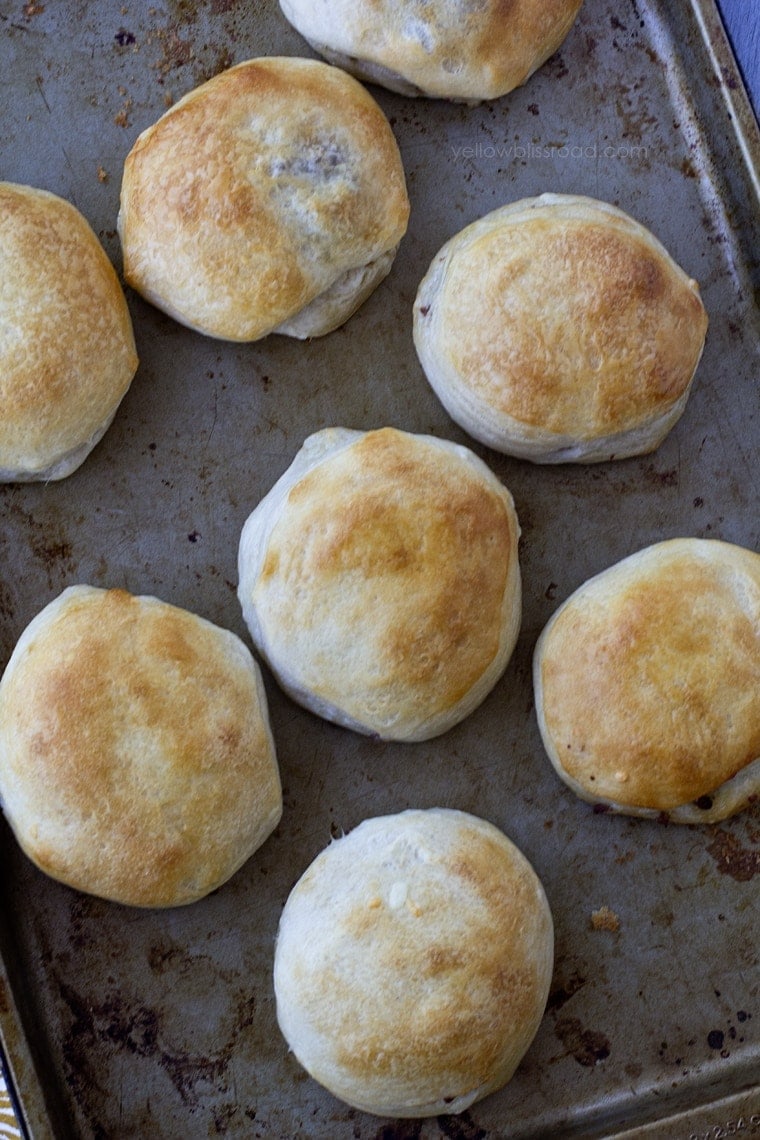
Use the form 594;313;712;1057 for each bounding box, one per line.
0;1;758;1137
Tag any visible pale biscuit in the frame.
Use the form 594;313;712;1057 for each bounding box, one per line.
274;808;554;1117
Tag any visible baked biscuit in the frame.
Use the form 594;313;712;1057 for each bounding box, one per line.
0;182;138;481
414;194;708;463
238;427;521;741
533;539;760;822
279;0;584;102
118;57;409;341
274;808;554;1117
0;586;282;907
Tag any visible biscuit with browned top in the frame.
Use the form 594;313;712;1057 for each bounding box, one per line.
414;194;708;462
118;57;409;341
0;183;138;481
533;539;760;822
279;0;584;102
237;427;521;741
0;586;282;906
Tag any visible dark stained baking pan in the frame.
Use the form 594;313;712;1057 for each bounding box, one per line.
0;0;758;1136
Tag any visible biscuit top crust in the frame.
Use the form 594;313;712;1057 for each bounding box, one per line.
274;808;553;1114
0;586;281;907
118;57;409;340
535;540;760;810
420;195;708;440
280;0;585;100
0;182;137;476
250;428;519;736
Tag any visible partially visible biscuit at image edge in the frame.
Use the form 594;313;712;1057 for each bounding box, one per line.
0;182;138;482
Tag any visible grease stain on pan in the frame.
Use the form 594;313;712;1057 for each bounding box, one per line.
56;971;258;1114
705;828;760;882
553;1017;612;1067
372;1122;424;1140
437;1111;489;1140
546;970;587;1014
0;493;78;591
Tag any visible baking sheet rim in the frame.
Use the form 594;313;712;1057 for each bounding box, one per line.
0;1;758;1136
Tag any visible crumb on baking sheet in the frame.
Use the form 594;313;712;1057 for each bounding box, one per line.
97;166;108;183
590;905;620;932
147;26;195;77
114;95;133;128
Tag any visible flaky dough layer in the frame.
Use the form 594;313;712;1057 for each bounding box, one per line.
414;194;708;463
0;586;282;906
0;183;138;481
238;427;521;741
533;539;760;822
118;57;409;341
274;808;554;1116
279;0;584;102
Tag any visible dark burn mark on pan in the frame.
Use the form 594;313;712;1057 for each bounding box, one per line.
2;497;77;588
705;828;760;881
547;970;586;1013
544;51;569;81
56;974;257;1110
553;1017;611;1066
437;1112;488;1139
0;579;15;624
705;1012;754;1060
643;463;679;487
372;1122;424;1140
370;1111;487;1138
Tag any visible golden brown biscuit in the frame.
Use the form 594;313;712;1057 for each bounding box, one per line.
533;539;760;822
118;57;410;341
274;808;554;1117
237;427;521;741
279;0;584;102
414;194;708;462
0;182;138;481
0;586;282;906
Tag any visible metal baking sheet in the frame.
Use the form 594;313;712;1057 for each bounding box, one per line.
0;1;758;1137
